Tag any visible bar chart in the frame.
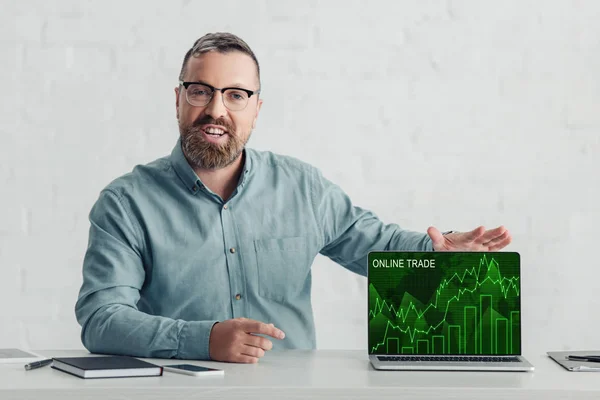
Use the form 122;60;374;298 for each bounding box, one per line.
368;252;520;355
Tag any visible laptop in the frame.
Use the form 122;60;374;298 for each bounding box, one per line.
368;251;534;371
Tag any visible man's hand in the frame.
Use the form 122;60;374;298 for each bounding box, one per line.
209;318;285;363
427;225;512;251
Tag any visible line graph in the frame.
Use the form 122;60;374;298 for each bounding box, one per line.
368;252;520;355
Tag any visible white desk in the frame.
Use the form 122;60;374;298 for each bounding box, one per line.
1;350;598;399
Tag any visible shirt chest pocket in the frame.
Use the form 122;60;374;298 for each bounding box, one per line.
254;237;310;303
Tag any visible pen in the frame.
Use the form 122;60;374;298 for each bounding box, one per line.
567;355;600;363
24;359;53;371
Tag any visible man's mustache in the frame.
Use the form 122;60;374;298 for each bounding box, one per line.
191;116;235;133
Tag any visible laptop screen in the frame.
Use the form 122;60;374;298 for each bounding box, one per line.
368;252;521;356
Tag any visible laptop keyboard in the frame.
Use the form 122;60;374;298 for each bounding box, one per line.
377;356;520;362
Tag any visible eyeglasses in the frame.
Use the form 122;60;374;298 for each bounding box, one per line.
179;80;260;111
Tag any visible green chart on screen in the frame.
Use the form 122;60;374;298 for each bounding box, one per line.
368;252;520;355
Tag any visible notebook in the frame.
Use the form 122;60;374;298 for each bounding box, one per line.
368;251;534;371
0;348;45;363
51;356;163;379
547;351;600;372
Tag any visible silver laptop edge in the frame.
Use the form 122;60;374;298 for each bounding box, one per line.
369;355;534;371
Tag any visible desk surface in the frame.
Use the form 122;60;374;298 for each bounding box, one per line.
1;350;599;399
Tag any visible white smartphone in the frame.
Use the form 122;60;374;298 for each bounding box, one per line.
163;364;224;377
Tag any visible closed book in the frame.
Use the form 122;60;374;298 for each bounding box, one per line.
51;356;163;379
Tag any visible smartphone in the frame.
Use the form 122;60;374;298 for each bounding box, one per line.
163;364;224;377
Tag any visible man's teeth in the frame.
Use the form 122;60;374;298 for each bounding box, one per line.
205;127;225;135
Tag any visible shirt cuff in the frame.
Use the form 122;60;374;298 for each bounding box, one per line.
177;320;219;360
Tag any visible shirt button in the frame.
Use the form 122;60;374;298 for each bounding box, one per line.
192;186;198;191
223;204;228;210
229;247;236;253
235;294;242;300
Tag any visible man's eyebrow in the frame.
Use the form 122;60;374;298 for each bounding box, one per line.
227;83;249;88
186;79;213;86
186;80;253;89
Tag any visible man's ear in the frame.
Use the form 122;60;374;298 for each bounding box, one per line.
174;86;180;120
252;98;263;129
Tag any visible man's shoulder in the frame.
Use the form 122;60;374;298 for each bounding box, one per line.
247;148;318;176
101;155;172;199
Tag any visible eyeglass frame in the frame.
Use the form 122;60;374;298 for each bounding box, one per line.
178;80;261;110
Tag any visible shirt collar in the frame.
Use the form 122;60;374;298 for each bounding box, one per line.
169;137;253;195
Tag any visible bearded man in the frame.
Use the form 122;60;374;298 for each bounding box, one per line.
75;32;512;363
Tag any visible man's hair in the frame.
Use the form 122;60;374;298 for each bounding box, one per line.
178;32;261;88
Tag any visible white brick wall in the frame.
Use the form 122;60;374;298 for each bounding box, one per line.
1;0;599;357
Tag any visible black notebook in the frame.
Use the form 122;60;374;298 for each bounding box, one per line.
51;356;163;379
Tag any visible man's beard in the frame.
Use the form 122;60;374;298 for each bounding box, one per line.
179;116;249;170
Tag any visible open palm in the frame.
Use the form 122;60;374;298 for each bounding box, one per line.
427;226;512;252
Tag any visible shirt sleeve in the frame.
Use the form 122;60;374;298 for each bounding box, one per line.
311;168;433;277
74;189;218;360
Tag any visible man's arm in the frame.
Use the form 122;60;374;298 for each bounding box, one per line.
311;169;432;277
75;189;217;360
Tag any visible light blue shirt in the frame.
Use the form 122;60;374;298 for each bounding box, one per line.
75;139;433;360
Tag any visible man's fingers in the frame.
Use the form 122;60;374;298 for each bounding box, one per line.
235;354;259;364
246;334;274;351
242;320;285;340
427;226;445;249
464;226;486;242
483;229;509;246
478;226;507;244
241;345;266;359
488;235;512;251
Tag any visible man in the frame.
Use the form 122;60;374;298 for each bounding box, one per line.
75;32;512;364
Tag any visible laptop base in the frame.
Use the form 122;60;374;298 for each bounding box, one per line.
369;355;534;372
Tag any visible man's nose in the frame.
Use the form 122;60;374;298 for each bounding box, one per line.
204;91;228;120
